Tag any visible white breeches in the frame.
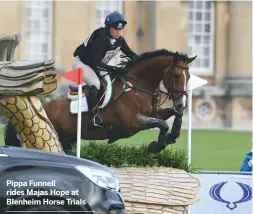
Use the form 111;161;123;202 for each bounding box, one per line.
72;56;100;90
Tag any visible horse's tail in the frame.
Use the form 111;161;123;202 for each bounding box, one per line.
3;121;22;147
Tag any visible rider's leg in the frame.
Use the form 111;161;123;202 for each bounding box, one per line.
72;56;100;89
72;56;102;128
87;85;103;128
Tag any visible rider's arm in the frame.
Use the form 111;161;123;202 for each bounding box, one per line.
120;37;139;60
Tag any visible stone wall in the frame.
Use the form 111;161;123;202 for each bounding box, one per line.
112;167;200;214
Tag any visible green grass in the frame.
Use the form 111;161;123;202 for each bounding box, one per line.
111;129;252;171
0;125;251;172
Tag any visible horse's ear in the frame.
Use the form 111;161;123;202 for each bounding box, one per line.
187;55;197;64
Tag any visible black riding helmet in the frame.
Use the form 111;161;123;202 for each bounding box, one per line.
104;11;127;29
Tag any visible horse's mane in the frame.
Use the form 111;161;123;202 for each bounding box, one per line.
120;49;188;71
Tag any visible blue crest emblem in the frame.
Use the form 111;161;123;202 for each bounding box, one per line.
209;181;252;210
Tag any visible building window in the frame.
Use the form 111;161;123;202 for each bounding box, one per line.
188;1;215;75
96;1;123;28
26;0;52;60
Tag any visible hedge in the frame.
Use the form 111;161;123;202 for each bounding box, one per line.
71;141;195;172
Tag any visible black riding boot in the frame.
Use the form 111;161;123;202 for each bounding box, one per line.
87;85;103;129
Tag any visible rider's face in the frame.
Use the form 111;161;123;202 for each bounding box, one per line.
109;27;122;39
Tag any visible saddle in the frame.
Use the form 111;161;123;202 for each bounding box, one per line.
68;78;108;104
0;34;57;96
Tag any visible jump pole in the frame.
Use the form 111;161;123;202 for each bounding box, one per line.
187;73;207;214
76;68;83;158
61;68;83;158
187;73;208;167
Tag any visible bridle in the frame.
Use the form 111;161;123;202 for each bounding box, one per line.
111;53;190;112
163;54;189;100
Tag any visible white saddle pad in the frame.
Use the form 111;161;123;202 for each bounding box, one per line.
68;53;125;114
69;71;113;114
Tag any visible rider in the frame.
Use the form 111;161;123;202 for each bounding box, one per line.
73;11;138;129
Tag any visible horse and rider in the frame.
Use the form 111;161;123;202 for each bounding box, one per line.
72;11;139;129
4;11;197;155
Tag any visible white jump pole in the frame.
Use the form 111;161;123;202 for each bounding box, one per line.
187;73;208;168
76;68;83;158
187;88;193;167
61;67;83;158
187;74;207;214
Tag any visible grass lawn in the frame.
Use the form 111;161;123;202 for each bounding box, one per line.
0;125;251;172
111;129;252;172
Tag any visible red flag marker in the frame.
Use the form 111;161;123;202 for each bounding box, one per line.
61;68;83;84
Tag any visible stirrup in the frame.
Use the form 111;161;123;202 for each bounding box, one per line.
93;114;103;128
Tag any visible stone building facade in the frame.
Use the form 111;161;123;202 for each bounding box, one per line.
0;0;251;130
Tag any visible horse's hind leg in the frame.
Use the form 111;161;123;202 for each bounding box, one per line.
58;134;77;155
136;114;168;154
107;124;137;144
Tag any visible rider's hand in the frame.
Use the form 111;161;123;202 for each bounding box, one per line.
112;66;124;74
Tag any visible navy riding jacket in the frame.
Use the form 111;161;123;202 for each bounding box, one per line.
74;27;138;72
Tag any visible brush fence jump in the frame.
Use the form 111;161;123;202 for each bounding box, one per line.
113;167;200;214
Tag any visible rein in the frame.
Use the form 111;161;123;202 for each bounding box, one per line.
123;75;155;96
112;58;189;110
111;75;155;103
121;75;171;107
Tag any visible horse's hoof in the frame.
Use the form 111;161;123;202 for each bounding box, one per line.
148;141;164;154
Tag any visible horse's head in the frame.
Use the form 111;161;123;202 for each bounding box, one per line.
163;52;197;113
120;49;196;113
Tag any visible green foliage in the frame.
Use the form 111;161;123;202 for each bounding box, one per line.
72;141;195;172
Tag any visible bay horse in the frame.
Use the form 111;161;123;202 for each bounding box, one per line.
4;49;197;154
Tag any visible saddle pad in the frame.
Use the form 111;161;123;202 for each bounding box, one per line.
70;71;113;114
70;97;89;113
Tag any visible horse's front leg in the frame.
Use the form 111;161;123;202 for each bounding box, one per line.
154;106;176;120
166;113;183;145
155;106;184;147
136;114;169;154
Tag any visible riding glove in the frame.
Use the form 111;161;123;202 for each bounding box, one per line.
111;66;124;74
